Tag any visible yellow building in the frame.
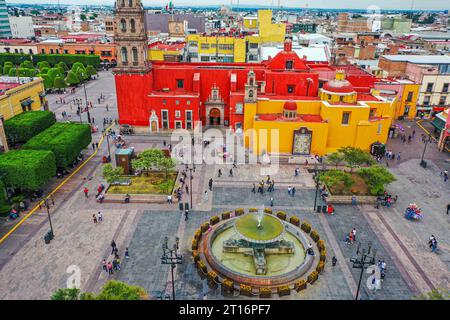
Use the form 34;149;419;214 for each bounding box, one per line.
186;34;246;62
257;10;286;43
0;77;47;151
148;42;185;62
244;71;396;156
185;10;285;63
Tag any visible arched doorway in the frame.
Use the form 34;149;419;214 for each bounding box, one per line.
209;108;221;126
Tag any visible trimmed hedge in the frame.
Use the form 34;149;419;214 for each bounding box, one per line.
4;111;56;144
23;122;91;168
0;53;101;68
0;150;56;191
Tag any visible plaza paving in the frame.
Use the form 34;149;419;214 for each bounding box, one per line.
0;74;448;300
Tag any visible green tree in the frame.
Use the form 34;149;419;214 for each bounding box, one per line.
51;281;148;300
325;152;345;169
131;149;165;175
338;146;375;172
47;67;64;85
102;164;124;184
65;70;80;86
57;61;69;72
80;14;87;21
319;170;354;189
95;280;148;300
414;288;449;300
157;156;177;181
51;288;80;300
72;62;86;72
20;60;33;69
40;67;49;74
40;74;53;89
53;76;67;90
357;165;396;196
37;61;50;70
86;65;97;77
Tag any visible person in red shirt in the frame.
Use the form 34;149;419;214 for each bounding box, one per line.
83;187;89;198
327;204;334;215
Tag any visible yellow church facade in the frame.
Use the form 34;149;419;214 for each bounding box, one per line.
243;72;395;156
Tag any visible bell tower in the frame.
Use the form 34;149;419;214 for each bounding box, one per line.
244;69;257;103
114;0;149;73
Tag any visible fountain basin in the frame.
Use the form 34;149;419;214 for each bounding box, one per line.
234;213;285;244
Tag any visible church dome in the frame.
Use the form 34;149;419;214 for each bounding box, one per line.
322;70;355;94
283;101;297;111
323;79;354;94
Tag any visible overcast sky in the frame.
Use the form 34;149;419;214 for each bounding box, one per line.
6;0;450;10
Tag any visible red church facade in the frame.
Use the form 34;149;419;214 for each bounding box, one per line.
114;40;326;131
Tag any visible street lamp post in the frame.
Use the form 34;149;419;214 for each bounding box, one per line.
106;133;111;161
161;236;182;300
189;167;193;209
350;242;377;300
81;75;91;124
420;133;433;166
313;164;320;211
43;198;54;239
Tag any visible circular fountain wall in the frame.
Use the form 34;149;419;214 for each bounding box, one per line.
200;212;317;288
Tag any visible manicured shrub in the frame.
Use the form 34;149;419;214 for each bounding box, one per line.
277;285;290;297
263;208;273;214
207;271;218;282
4;111;56;144
0;150;56;191
239;284;252;297
249;208;258;213
222;279;234;291
294;279;307;292
317;240;326;252
320;250;327;262
221;211;231;220
23;122;91;168
235;208;244;216
276;211;287;220
192;250;200;262
289;216;300;226
194;229;202;241
53;76;67;90
191;239;198;251
65;70;80;85
196;260;207;273
210;216;220;225
259;287;271;298
316;261;325;274
310;230;320;242
200;222;210;233
86;64;97;77
301;222;311;234
307;271;319;284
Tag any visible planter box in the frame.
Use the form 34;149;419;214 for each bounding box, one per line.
103;192;169;204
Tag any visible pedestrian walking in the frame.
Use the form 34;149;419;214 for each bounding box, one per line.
270;197;274;207
97;211;102;222
218;169;222;177
397;152;401;160
229;168;233;177
125;247;130;259
287;186;292;196
209;178;213;191
107;261;113;275
447;203;450;215
167;195;172;204
102;259;107;272
83;187;89;198
92;213;97;224
351;228;356;242
252;183;256;193
203;190;208;202
95;142;99;149
292;187;296;197
184;209;189;221
111;240;117;255
92;143;95;151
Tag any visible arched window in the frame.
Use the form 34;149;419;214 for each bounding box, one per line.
120;19;127;32
120;0;125;7
129;0;133;7
121;47;128;64
132;47;138;64
130;19;136;32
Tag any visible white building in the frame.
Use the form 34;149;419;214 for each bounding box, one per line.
9;16;34;38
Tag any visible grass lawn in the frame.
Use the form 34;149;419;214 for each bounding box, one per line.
327;173;370;196
107;171;178;195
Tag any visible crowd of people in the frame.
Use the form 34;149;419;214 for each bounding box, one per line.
101;240;130;276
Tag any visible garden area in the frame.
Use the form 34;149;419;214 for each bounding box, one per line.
320;146;396;197
102;149;178;201
0;113;92;217
0;53;98;92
